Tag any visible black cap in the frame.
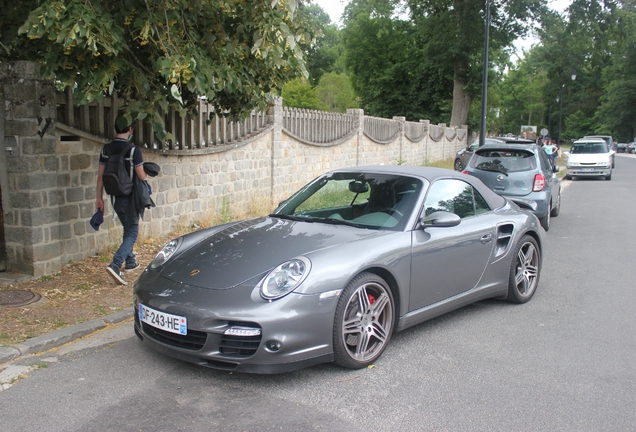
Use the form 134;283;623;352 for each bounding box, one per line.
90;209;104;231
114;114;133;134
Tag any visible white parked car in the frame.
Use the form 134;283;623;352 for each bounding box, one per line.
565;138;613;181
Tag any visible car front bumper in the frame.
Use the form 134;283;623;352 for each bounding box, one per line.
133;271;337;374
566;167;611;177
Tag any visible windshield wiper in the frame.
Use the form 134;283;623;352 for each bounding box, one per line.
271;213;372;229
477;167;508;176
269;213;305;222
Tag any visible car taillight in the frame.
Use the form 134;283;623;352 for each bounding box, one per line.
533;173;546;192
462;170;469;175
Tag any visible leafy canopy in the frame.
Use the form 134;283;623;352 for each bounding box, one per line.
282;78;328;110
12;0;316;139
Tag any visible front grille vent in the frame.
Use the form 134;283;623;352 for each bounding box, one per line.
219;334;262;357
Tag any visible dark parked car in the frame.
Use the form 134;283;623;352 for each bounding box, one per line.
628;142;636;154
454;137;534;171
134;166;544;373
463;142;561;231
617;143;628;153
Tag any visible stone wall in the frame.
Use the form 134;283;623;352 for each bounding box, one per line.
1;62;468;277
1;62;59;276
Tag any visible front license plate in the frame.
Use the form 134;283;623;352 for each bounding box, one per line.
139;304;187;335
582;168;596;172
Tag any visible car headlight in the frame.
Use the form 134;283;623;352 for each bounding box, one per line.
260;257;311;300
150;239;181;269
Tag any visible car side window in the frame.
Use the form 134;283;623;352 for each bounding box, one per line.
424;179;481;219
474;189;491;214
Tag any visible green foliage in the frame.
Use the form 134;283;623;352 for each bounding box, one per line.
315;72;358;113
302;4;345;85
8;0;317;139
342;0;541;126
342;3;450;122
593;2;636;141
282;78;327;110
406;0;543;127
565;110;594;140
496;0;635;141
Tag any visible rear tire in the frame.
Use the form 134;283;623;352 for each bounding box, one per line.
506;235;541;304
550;192;561;217
539;211;550;231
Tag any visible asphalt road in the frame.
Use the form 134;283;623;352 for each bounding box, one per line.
1;155;635;432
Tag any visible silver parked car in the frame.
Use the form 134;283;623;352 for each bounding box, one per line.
462;142;561;231
134;166;544;373
565;138;613;180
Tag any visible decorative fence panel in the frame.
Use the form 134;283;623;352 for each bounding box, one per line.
364;116;400;143
282;108;357;145
55;89;270;151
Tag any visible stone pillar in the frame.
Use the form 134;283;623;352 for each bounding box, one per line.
347;108;364;166
268;97;283;206
1;61;60;277
393;116;405;164
420;119;430;164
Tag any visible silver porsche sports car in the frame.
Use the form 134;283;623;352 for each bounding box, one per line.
134;166;544;373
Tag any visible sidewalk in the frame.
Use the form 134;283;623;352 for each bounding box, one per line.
0;307;134;365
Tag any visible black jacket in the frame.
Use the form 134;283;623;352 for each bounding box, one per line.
133;176;155;218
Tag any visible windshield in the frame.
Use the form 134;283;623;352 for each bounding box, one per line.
571;143;608;154
272;172;423;230
470;149;536;174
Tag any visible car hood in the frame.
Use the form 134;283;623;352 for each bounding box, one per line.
567;153;611;163
160;217;383;289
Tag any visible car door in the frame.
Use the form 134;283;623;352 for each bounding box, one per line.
409;179;495;310
537;149;559;207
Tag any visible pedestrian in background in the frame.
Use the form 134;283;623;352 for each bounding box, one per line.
96;115;146;285
543;138;557;165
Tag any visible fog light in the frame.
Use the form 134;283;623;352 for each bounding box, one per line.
265;340;282;352
224;326;261;337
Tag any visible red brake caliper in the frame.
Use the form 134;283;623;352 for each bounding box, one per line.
367;294;376;305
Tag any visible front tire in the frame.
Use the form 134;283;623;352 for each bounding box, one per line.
454;159;464;171
606;172;612;180
333;273;395;369
506;235;541;304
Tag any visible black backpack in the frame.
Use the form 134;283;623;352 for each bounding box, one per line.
102;142;135;196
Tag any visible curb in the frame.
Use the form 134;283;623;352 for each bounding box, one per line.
0;307;134;365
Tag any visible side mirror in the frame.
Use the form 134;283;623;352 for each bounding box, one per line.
421;211;461;228
563;151;570;156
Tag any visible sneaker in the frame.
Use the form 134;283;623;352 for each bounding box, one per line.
106;265;128;285
124;262;140;272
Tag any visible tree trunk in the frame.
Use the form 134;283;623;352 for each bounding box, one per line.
450;77;470;127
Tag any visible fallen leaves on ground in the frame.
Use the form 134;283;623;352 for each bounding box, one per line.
0;235;170;346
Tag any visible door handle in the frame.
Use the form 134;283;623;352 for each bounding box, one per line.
480;234;493;243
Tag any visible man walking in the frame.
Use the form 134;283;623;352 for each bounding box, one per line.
96;115;146;285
